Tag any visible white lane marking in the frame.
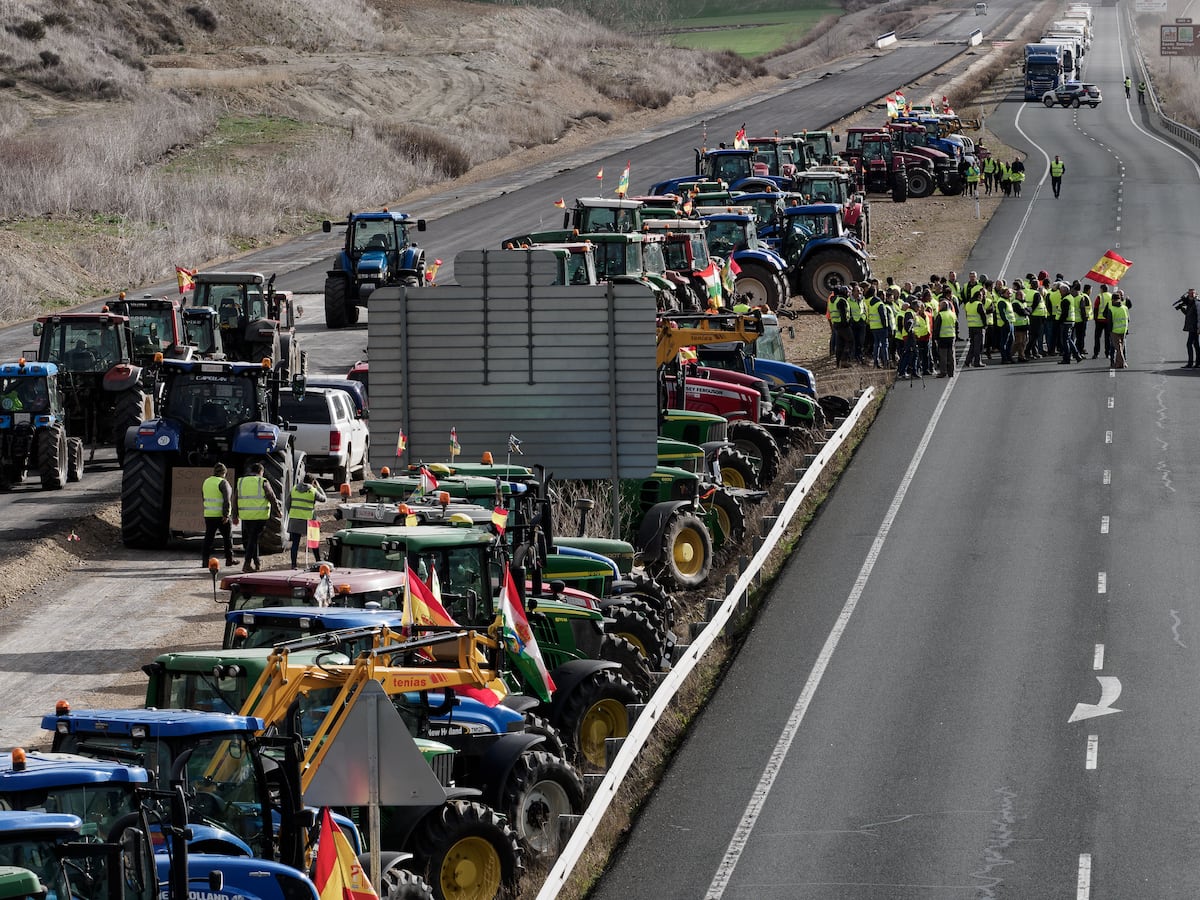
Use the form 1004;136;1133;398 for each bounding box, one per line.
1100;516;1109;534
703;361;961;899
1086;735;1099;770
1093;644;1105;670
1070;676;1124;723
1105;430;1113;443
1078;853;1092;899
1109;369;1116;378
1108;397;1114;408
1103;470;1111;485
1098;572;1107;594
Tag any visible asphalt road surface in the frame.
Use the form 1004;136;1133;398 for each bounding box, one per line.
592;7;1200;899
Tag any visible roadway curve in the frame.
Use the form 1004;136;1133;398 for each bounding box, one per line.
592;6;1200;899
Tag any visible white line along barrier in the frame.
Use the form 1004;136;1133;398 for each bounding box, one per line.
536;387;878;900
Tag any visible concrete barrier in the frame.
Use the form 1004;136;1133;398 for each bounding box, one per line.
968;28;984;46
874;30;898;49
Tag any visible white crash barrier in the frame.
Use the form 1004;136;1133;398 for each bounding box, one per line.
875;30;898;48
968;28;983;46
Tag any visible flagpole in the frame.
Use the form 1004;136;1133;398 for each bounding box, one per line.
367;698;382;892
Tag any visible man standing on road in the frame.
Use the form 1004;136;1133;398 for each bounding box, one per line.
934;300;957;377
1175;287;1199;367
201;462;239;569
1110;295;1129;368
236;461;280;573
1058;282;1081;364
287;473;327;568
1124;75;1132;99
1137;80;1147;105
1075;283;1092;359
1050;155;1065;198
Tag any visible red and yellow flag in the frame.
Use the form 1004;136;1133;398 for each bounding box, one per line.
307;520;321;550
1086;250;1132;285
175;266;196;294
554;198;566;209
491;506;508;535
395;427;407;457
313;809;378;900
402;562;457;631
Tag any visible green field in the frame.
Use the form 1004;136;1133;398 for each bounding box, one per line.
664;2;842;57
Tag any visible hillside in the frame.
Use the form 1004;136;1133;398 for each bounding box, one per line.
0;0;777;322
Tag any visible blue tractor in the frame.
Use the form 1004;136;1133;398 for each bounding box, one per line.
120;359;304;551
0;359;84;491
698;211;790;313
322;211;428;329
760;203;872;314
649;148;788;197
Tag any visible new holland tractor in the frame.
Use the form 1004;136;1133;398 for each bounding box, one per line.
0;360;84;491
120;359;305;552
322;211;428;329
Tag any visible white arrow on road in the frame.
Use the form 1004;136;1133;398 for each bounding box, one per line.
1069;676;1123;723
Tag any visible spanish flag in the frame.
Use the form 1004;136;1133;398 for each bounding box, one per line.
1086;250;1132;286
175;266;196;294
313;809;378;900
554;198;566;209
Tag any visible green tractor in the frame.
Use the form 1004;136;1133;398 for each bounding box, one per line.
0;360;84;491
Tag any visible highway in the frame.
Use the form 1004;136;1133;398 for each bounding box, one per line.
591;6;1200;899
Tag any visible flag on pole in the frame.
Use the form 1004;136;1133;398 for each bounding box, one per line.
1085;250;1133;285
499;564;556;702
425;258;443;285
491;506;508;535
554;198;565;209
307;520;321;550
733;124;748;150
886;95;898;118
449;427;461;458
507;433;523;456
313;809;378;900
419;466;438;494
720;256;741;296
395;428;407;457
616;161;630;198
175;266;196;294
596;167;604;181
402;562;457;630
895;89;906;109
314;572;334;607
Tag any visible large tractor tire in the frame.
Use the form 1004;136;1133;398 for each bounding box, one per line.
599;633;653;698
380;867;434;900
259;449;294;555
906;168;936;198
501;749;585;860
38;424;68;491
653;509;713;590
891;173;908;203
406;800;523;900
728;420;782;486
611;571;676;628
121;452;171;549
523;714;569;762
734;263;784;311
798;250;862;315
555;668;638;769
706;487;746;547
113;387;147;466
66;437;84;483
717;445;762;490
324;275;355;329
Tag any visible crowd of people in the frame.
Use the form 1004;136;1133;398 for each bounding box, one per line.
826;269;1135;379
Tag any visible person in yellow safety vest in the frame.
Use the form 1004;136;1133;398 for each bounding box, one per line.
965;162;981;198
981;155;997;195
1093;287;1114;359
287;473;327;568
236;460;280;572
1045;279;1064;354
887;285;906;363
1109;295;1130;368
915;294;936;375
201;462;239;568
1050;155;1065;198
848;284;868;364
1010;156;1026;197
1058;282;1083;364
1137;80;1146;105
830;285;854;368
994;285;1015;363
868;289;892;369
1075;283;1092;360
1025;275;1048;358
1010;280;1031;361
1124;75;1132;99
963;287;988;368
981;278;998;360
896;302;921;380
933;300;957;377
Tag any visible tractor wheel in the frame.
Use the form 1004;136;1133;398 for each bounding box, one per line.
38;424;68;491
798;251;861;315
653;509;712;590
500;749;585;860
717;445;762;490
121;452;171;549
523;714;569;761
66;437;84;483
0;464;14;492
406;800;522;900
728;420;782;486
1043;95;1056;108
706;487;746;547
734;263;784;311
613;571;676;628
906;169;935;198
325;275;350;329
380;867;434;900
604;594;666;638
599;632;653;698
259;450;293;554
333;449;350;488
113;388;147;466
554;668;637;769
891;173;908;203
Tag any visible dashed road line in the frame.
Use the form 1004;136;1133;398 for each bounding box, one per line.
1078;853;1092;899
1093;644;1104;670
1105;430;1113;444
1098;572;1107;595
1100;516;1109;534
1103;469;1111;485
1086;735;1099;770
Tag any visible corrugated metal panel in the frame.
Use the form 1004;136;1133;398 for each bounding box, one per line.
367;259;657;481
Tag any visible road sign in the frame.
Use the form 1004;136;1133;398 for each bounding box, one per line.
1137;0;1167;10
1162;23;1197;56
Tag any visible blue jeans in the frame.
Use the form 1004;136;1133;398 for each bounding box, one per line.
872;328;890;366
1060;323;1078;362
897;339;918;376
999;324;1014;361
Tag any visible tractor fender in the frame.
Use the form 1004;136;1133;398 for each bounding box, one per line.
232;421;287;455
475;732;546;807
635;500;693;563
546;658;622;721
383;789;482;848
500;693;540;714
732;247;786;274
397;247;425;280
132;418;180;453
356;850;415;880
326;250;352;278
184;823;255;857
103;363;142;392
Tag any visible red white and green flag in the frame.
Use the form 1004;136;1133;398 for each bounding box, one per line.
500;564;556;702
450;427;461;458
616;162;630;198
733;124;748;150
419;466;438;494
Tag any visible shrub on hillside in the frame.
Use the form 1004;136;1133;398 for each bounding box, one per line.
185;5;219;32
371;123;472;178
8;20;46;41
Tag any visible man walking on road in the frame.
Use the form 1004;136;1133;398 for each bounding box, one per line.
1124;76;1132;99
1137;80;1146;104
1050;155;1065;198
200;462;239;568
236;461;280;572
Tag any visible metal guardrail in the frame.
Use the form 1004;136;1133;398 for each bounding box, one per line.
535;387;878;900
1125;3;1200;153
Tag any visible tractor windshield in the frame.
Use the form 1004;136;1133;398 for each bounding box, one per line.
352;221;398;255
194;283;266;324
127;309;175;352
642;242;667;276
789;213;836;238
565;252;593;286
711;155;751;183
593;242;637;279
0;784;139;842
802;178;840;203
578;206;638;234
161;373;260;432
41;321;123;373
0;376;50;414
704;220;749;256
0;838;72;900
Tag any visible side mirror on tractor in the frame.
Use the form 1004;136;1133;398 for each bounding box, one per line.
321;220;332;233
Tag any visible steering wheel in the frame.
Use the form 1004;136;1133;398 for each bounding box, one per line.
190;789;233;823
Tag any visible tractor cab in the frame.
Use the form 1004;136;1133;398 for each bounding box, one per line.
104;295;191;363
34;315;130;375
181;307;225;359
190;273;300;375
0;362;56;416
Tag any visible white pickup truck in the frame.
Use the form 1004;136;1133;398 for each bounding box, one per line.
278;386;370;485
